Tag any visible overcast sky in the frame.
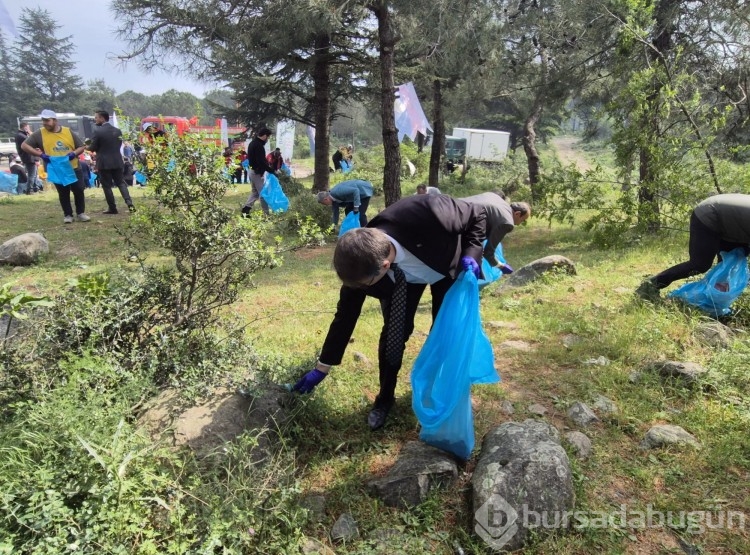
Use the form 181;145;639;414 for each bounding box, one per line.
5;0;216;97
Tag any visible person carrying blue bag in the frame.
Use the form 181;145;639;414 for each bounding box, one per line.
460;191;530;277
637;194;750;302
316;179;374;228
241;128;277;216
291;194;486;431
21;109;91;224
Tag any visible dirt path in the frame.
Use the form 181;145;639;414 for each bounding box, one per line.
551;136;592;172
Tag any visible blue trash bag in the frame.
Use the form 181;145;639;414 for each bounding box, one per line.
260;173;289;213
46;156;78;185
241;159;249;169
338;210;361;237
0;172;18;194
668;248;749;317
134;170;148;185
341;160;353;174
478;242;507;289
280;163;291;175
411;271;499;459
89;172;97;187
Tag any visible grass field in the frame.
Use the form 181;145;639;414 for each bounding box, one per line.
1;142;749;554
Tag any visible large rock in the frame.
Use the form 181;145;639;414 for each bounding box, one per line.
0;233;49;266
649;361;707;385
640;425;701;450
138;385;290;460
694;321;733;348
496;256;576;288
367;441;458;508
473;420;575;552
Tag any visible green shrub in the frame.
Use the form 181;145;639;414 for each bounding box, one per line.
0;353;306;554
277;172;307;197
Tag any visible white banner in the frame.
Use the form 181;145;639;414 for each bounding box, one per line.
276;120;295;162
220;117;229;148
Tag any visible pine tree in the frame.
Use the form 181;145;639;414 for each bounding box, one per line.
13;8;83;108
0;31;19;134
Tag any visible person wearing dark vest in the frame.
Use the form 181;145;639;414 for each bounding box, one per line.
21;109;90;224
241;128;276;216
291;194;486;430
637;193;750;300
88;110;135;214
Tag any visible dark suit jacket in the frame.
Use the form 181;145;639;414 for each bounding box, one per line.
89;123;124;170
319;194;486;365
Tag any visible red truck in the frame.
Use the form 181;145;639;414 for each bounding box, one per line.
140;116;247;147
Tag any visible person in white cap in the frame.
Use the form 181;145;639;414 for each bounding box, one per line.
21;109;90;223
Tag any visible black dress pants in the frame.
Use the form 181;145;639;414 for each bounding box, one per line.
374;277;453;408
654;212;747;288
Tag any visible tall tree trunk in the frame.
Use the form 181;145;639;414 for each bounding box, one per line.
370;0;401;207
428;78;444;187
522;104;543;203
522;42;548;204
637;0;679;232
312;35;331;193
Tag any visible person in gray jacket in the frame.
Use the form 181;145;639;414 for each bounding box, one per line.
637;193;750;299
317;179;374;227
460;191;530;273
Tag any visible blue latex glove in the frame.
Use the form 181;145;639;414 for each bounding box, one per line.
67;152;77;160
292;368;327;394
461;256;481;278
499;263;514;275
40;154;51;163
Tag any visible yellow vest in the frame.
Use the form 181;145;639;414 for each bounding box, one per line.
41;126;79;169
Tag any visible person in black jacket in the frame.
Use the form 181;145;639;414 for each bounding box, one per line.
291;194;487;430
241;128;276;215
88;110;135;214
15;123;38;194
331;147;343;171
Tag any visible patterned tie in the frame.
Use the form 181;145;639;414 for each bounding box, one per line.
385;264;407;366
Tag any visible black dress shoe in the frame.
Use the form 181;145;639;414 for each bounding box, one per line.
367;405;392;431
102;209;118;215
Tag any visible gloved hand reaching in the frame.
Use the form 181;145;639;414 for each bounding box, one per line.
67;152;77;160
461;256;481;278
40;154;51;163
499;263;514;275
292;368;328;394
